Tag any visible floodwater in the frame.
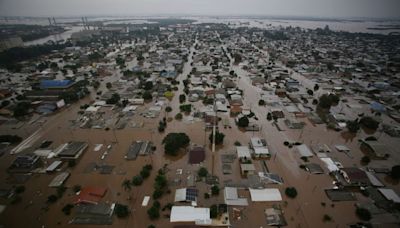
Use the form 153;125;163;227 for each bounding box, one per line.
24;26;84;46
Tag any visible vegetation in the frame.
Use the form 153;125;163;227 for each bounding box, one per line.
211;185;220;196
237;116;249;128
165;106;172;112
209;131;225;145
258;99;265;106
285;187;298;198
106;82;112;89
323;214;332;222
62;204;74;215
106;93;120;105
317;94;340;109
115;203;130;218
13;102;31;117
346;119;360;133
144;81;153;90
179;104;192;113
234;141;241;146
198;167;208;178
390;165;400;179
142;91;153;100
0;135;22;144
47;194;58;203
356;208;371;221
361;156;371;165
162;133;190;156
360;116;380;130
132;175;143;186
147;204;160;220
175;113;183;120
179;94;186;103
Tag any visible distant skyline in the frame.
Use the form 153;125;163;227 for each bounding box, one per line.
0;0;400;19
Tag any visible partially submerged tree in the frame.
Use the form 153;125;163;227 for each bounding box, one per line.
162;133;190;156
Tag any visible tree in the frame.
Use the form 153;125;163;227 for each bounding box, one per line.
122;179;131;191
179;94;186;103
162;133;190;156
179;104;192;113
13;102;31;117
314;84;319;91
115;204;130;218
360;116;379;130
307;89;314;96
346;119;360;133
106;82;112;89
47;194;58;203
258;99;265;106
106;93;120;104
92;81;100;90
175;113;183;120
140;168;151;179
132;175;143;186
361;156;371;165
165;106;172;112
142;91;153;100
147;206;160;220
209;131;225;145
267;112;272;121
210;205;218;218
390;165;400;179
356;208;371;221
211;185;220;196
237;116;249;128
144;81;153;90
198;167;208;178
62;204;74;215
285;187;298;198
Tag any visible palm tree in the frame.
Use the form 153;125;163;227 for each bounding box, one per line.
122;179;131;191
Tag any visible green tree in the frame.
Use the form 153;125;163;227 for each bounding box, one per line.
209;131;225;145
162;133;190;156
356;208;371;221
179;94;186;103
179;104;192;113
132;175;143;186
211;185;220;196
115;204;130;218
346;119;360;133
142;91;153;100
165;106;172;112
175;113;183;120
147;206;160;220
285;187;298;198
307;89;314;96
258;99;265;106
106;82;112;89
360;116;379;130
144;81;153;90
122;179;131;191
237;116;249;128
390;165;400;179
198;167;208;178
314;84;319;91
106;93;120;104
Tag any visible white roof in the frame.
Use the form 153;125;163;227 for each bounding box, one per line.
335;145;350;152
48;172;70;187
142;196;150;206
249;188;282;202
170;206;210;222
250;137;264;148
254;147;270;155
366;171;384;187
122;105;137;112
46;160;63;172
236;146;251;158
296;144;313;157
378;188;400;203
224;187;249;206
85;106;100;112
320;157;339;172
174;188;187;202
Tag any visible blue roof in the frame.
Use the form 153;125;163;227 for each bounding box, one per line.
40;80;73;89
370;101;386;112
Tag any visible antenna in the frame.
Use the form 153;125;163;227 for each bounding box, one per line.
48;17;52;26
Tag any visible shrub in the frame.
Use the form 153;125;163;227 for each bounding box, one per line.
198;167;208;178
175;113;183;120
115;203;130;218
237;116;249;128
360;116;379;130
140;168;151;179
204;193;210;199
147;206;160;220
132;175;143;186
210;205;218;218
285;187;298;198
234;141;241;146
153;189;163;199
211;185;220;196
347;119;360;133
258;99;265;106
165;106;172;112
209;131;225;145
356;208;371;221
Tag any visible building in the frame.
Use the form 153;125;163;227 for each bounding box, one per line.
56;141;88;160
240;164;256;177
8;154;41;172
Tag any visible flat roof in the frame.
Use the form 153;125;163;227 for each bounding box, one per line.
378;188;400;203
249;188;282;202
170;206;210;223
236;146;251;158
296;144;313;157
48;172;70;188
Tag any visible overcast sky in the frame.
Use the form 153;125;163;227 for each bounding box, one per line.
0;0;399;19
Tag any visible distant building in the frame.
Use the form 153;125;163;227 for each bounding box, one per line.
8;154;41;173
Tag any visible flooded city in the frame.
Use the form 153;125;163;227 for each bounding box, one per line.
0;1;400;228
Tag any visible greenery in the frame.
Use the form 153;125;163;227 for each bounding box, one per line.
209;131;225;145
211;185;220;196
115;203;130;218
62;204;74;215
237;116;249;128
198;167;208;178
323;214;332;222
122;179;131;191
360;116;380;130
162;133;190;156
144;81;153;90
13;102;31;117
0;135;22;144
106;82;112;89
317;94;340;109
234;141;241;146
147;205;160;220
347;119;360;133
356;208;371;221
132;175;144;186
361;156;371;165
307;89;314;96
15;185;25;194
68;160;76;168
210;205;218;218
258;99;265;106
165;106;172;112
267;112;272;121
179;94;186;103
285;187;298;198
142;91;153;100
179;104;192;113
47;194;58;203
175;113;183;120
106;93;120;105
390;165;400;179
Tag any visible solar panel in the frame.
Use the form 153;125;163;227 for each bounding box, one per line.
186;188;198;201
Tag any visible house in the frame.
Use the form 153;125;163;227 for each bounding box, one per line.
224;187;248;206
265;207;287;226
249;188;282;202
296;144;313;157
340;168;371;186
75;187;107;204
57;141;88;160
8;154;41;172
125;141;152;160
240;164;256;177
236;146;251;159
170;206;211;224
71;203;114;225
189;146;205;164
174;188;198;202
360;140;389;159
